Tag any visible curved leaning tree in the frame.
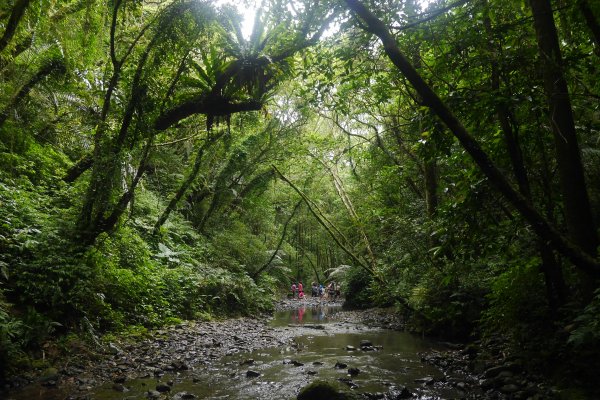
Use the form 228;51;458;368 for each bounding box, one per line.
50;0;336;244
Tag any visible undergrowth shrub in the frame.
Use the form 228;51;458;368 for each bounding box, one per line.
569;288;600;349
409;261;487;340
480;257;553;347
198;269;274;315
0;292;25;379
480;257;564;365
564;288;600;389
84;226;274;330
210;220;269;271
342;266;373;309
0;146;279;373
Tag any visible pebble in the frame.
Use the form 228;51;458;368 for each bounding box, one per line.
112;383;127;392
147;390;161;399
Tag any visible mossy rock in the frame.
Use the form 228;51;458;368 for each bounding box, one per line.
297;380;355;400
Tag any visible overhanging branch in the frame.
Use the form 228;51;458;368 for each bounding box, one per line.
154;96;262;131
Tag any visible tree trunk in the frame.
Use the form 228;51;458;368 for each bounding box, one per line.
424;153;438;219
0;0;31;53
273;165;376;278
530;0;598;259
578;0;600;55
0;58;65;127
64;154;94;183
252;200;302;279
483;6;567;307
90;135;154;240
153;133;222;234
343;0;600;274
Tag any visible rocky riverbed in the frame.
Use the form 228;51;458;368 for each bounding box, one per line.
4;316;298;399
2;298;559;400
277;298;558;400
419;338;560;400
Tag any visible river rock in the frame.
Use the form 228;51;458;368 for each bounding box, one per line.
484;363;521;378
480;377;502;390
39;367;59;383
346;345;356;351
498;370;514;379
388;385;413;399
468;360;486;374
415;376;435;385
171;360;189;371
173;392;197;399
240;359;254;365
107;342;122;355
147;390;161;399
500;383;520;393
334;362;348;369
338;377;359;389
461;344;479;358
348;367;360;376
112;383;128;392
156;382;171;392
246;370;261;378
364;392;386;399
297;380;349;400
360;340;373;348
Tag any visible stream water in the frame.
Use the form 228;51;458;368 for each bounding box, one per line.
7;304;472;399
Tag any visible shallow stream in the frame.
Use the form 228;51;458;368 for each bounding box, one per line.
8;304;471;399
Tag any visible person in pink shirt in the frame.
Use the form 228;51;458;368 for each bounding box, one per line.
291;283;297;298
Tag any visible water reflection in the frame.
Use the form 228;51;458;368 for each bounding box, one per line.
221;308;467;399
273;304;343;326
291;306;305;323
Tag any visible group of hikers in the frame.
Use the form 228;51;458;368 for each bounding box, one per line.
290;280;341;300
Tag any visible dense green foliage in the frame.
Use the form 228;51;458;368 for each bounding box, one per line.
1;0;599;394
